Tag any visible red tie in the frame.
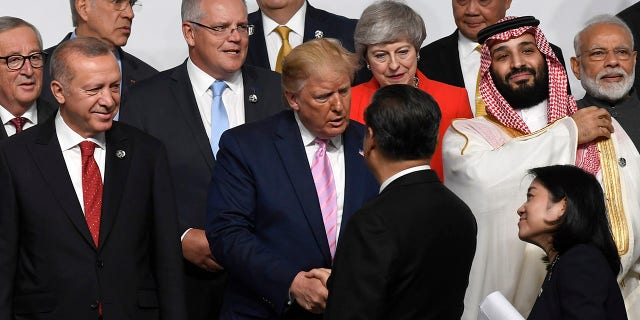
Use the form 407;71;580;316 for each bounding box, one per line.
79;141;103;247
9;117;28;133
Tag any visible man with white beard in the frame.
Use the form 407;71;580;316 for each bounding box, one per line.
571;14;640;149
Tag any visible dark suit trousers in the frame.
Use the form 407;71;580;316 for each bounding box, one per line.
184;262;227;319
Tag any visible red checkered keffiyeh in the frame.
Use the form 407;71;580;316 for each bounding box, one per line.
478;16;600;175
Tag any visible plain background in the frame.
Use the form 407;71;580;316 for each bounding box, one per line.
5;0;639;98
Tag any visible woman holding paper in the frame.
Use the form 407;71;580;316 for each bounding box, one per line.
517;165;627;319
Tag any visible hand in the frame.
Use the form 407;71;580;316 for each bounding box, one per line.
181;228;224;272
307;268;331;288
571;106;614;144
289;269;331;313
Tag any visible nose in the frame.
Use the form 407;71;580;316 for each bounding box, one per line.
227;27;242;41
19;59;35;76
329;93;344;112
604;51;621;68
511;52;527;69
517;204;525;217
465;0;480;15
122;3;135;19
98;88;119;108
388;54;400;70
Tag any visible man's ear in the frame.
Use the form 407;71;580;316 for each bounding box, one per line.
51;80;66;105
570;56;582;80
284;91;299;111
182;22;196;47
76;0;90;23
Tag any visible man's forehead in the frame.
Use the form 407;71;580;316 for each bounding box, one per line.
489;33;536;52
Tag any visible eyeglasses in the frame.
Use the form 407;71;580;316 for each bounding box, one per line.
109;0;141;11
188;21;255;37
580;48;633;62
0;52;46;71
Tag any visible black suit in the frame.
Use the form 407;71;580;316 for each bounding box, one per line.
618;2;640;99
247;1;371;84
40;33;158;108
0;99;56;139
528;244;627;320
120;61;286;320
418;30;568;89
325;170;477;320
0;118;186;320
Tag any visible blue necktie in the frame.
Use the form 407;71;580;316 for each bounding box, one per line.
211;80;229;157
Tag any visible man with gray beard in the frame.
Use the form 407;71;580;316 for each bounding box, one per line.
571;14;640;149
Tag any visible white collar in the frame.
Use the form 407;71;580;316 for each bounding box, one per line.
294;111;342;149
379;165;431;193
458;30;481;57
0;102;37;125
55;111;106;151
261;1;307;38
186;58;243;97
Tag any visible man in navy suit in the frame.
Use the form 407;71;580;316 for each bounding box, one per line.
247;0;370;84
120;0;286;319
40;0;158;109
0;37;185;320
206;38;379;319
0;17;56;139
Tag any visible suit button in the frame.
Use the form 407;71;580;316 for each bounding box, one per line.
96;259;104;269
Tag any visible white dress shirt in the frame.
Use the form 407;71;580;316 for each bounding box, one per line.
458;31;482;116
516;100;549;132
186;58;246;141
55;111;106;215
262;1;306;70
295;112;346;241
0;103;37;136
379;165;431;193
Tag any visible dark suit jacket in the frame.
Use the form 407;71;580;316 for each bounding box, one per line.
618;2;640;99
247;2;371;84
120;61;285;320
206;110;379;319
418;30;568;90
0;99;57;139
0;119;186;320
120;61;286;235
528;244;627;320
40;33;158;108
324;170;477;320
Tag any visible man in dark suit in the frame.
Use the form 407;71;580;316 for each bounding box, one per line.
206;38;379;319
617;1;640;99
417;0;566;116
0;37;185;319
324;84;477;320
119;0;285;319
39;0;157;110
0;17;56;139
247;0;370;84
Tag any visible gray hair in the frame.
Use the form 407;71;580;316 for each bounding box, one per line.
574;14;634;55
354;0;426;58
50;37;113;87
181;0;247;22
0;16;43;49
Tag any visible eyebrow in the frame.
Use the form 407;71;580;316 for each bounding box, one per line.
492;41;537;54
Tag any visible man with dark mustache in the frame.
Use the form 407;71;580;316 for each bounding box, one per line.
441;16;635;320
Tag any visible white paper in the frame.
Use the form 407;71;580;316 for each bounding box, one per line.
478;291;525;320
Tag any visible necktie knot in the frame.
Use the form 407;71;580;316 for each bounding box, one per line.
211;80;227;97
315;138;328;156
79;141;97;158
9;117;28;133
275;25;292;40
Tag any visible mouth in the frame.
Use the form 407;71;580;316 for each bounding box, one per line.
509;71;533;83
599;73;624;82
463;20;485;29
328;117;346;127
222;48;242;55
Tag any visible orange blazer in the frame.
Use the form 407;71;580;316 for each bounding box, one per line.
350;70;472;181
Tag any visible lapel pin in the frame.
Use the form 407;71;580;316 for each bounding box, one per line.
314;30;324;38
116;150;126;159
619;157;627;167
249;94;258;103
358;149;364;157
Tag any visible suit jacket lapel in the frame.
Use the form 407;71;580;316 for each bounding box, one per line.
274;111;332;263
248;12;271;69
341;123;367;232
0;121;7;140
99;123;131;249
303;2;320;42
171;62;215;171
36;99;57;124
30;118;96;248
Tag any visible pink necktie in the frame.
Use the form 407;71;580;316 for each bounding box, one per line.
311;138;338;259
9;117;28;133
79;141;103;247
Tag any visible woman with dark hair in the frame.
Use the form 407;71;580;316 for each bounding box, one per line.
517;164;627;319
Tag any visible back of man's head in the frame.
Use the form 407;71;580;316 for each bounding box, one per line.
364;84;441;161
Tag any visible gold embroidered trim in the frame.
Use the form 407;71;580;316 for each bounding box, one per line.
597;138;629;255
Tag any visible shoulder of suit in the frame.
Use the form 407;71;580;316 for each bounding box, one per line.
420;31;458;53
306;3;358;26
119;50;158;73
